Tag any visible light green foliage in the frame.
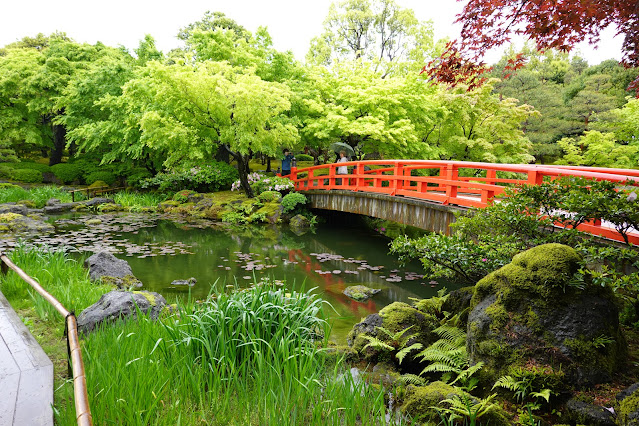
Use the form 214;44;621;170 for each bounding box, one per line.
556;130;638;168
50;163;82;183
141;162;238;193
10;168;42;183
257;190;282;203
299;63;447;160
281;192;307;214
430;81;535;163
435;393;504;426
85;171;116;186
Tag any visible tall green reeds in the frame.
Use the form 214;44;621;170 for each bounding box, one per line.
0;185;72;208
112;191;165;209
55;285;397;425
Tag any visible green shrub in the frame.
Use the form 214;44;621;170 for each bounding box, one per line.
51;163;83;184
141;162;238;192
124;168;152;187
0;164;15;178
12;162;51;173
85;171;116;186
88;180;109;189
258;190;282;202
281;192;307;214
295;154;313;162
11;168;43;183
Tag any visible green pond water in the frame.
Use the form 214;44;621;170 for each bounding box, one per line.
17;213;460;342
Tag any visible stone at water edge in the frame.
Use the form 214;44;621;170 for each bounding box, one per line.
467;243;627;388
77;290;167;335
289;214;310;234
82;197;115;207
85;251;143;288
343;285;381;301
0;203;28;215
0;212;55;234
171;277;197;286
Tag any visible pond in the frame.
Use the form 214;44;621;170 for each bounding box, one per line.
10;212;460;342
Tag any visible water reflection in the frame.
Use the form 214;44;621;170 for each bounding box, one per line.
6;213;460;342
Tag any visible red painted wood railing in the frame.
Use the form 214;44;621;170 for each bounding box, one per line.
286;160;639;245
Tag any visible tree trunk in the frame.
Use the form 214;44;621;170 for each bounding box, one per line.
266;157;271;173
215;144;230;164
237;154;254;198
48;124;66;166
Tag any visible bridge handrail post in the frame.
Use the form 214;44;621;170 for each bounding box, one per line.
393;161;405;195
527;169;544;185
445;163;458;201
482;168;498;206
307;168;313;189
355;163;366;191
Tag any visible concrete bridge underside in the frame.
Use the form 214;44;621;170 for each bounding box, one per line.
302;190;465;235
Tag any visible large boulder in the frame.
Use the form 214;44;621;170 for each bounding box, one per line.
467;244;626;388
85;251;142;288
44;202;78;214
77;290;167;334
0;212;54;234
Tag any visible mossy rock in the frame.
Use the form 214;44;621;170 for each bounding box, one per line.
97;203;123;213
85;218;102;225
467;243;626;388
0;212;54;234
401;382;510;425
88;180;109;189
16;199;36;209
256;202;283;224
347;301;440;371
343;285;381;301
158;200;181;211
618;385;639;425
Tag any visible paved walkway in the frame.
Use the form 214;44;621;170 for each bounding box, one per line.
0;290;53;425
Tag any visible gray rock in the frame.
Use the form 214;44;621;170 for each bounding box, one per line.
266;204;284;224
84;251;142;288
289;214;310;234
347;314;383;346
77;290;167;334
45;198;61;206
81;197;115;207
467;244;626;387
0;203;28;215
565;399;616;426
618;383;639;402
343;285;381;301
44;202;78;214
0;212;54;234
171;277;197;286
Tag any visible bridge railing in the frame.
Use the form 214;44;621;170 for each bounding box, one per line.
288;160;639;244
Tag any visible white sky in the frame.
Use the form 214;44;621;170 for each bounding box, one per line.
0;0;624;66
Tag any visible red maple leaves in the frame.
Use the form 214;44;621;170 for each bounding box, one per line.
424;0;639;93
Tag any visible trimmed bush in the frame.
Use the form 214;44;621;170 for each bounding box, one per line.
12;162;51;173
0;164;15;178
51;163;83;184
281;192;307;214
85;171;116;186
295;154;313;162
11;168;43;183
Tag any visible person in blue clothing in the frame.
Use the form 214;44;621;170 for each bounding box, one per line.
281;149;294;176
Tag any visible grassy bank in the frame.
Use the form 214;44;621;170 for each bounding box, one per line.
0;247;394;425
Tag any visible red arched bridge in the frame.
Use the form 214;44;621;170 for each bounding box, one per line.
285;160;639;245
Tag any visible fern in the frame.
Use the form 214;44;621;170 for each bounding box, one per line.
416;325;482;391
395;374;426;386
361;325;422;365
433;393;499;426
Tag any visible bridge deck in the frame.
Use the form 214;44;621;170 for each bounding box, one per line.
0;290;53;425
